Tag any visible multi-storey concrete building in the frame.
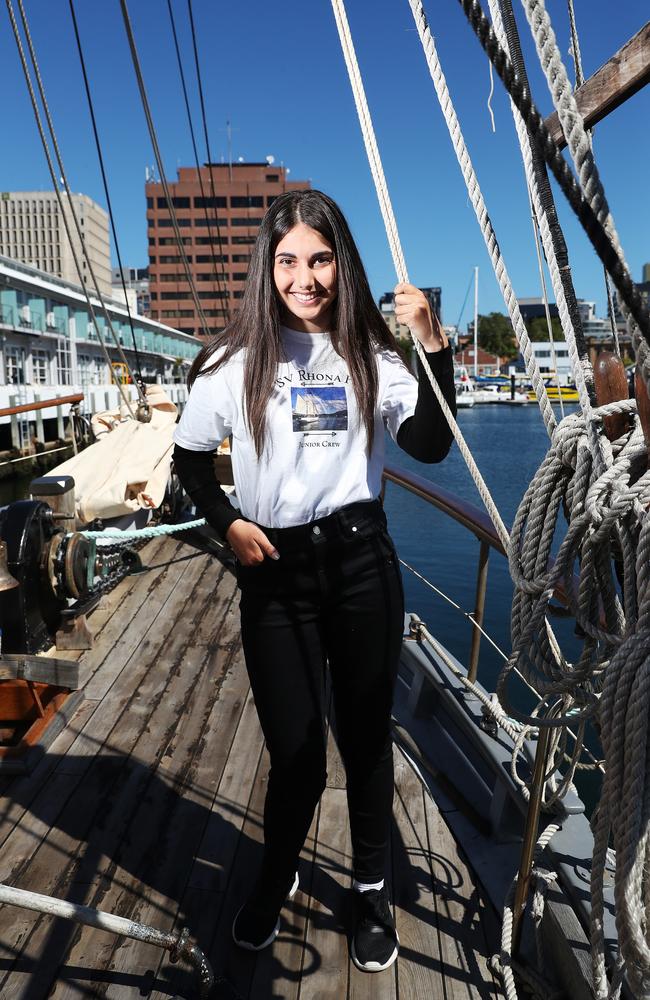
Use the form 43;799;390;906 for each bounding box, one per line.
0;190;112;298
146;163;310;338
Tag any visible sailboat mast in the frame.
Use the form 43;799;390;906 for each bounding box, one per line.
473;266;479;380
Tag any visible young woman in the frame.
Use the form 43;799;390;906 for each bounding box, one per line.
172;189;456;973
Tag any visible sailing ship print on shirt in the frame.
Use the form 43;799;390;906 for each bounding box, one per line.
291;386;348;433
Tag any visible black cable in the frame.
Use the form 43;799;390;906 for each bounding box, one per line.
119;0;211;339
166;0;229;315
496;0;595;406
187;0;231;324
455;0;650;351
68;0;145;386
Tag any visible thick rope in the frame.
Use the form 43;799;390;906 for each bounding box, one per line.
78;516;209;545
405;0;556;438
520;0;645;383
454;0;650;359
486;0;608;477
330;0;511;549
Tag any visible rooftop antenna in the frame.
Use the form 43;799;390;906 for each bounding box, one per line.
219;119;239;182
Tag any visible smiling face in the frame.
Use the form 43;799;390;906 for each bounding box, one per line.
273;222;337;333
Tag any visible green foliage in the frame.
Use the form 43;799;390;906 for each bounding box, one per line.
526;316;564;341
476;312;518;358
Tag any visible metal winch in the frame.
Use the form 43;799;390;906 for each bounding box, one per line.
0;475;141;654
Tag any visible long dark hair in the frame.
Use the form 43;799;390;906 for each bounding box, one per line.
188;189;405;456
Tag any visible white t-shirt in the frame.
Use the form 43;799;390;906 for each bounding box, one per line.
173;325;418;528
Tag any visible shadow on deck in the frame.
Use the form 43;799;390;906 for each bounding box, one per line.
0;536;502;999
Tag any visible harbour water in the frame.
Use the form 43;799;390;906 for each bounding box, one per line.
385;401;602;811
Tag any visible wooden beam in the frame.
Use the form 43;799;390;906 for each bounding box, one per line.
0;654;79;689
545;22;650;150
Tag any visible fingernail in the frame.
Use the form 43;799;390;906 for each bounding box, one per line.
270;550;280;561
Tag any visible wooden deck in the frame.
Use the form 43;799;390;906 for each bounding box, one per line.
0;536;502;999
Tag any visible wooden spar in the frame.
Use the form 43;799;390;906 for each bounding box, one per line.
592;351;629;442
545;22;650;150
0;394;84;418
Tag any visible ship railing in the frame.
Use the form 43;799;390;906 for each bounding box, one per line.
382;461;503;684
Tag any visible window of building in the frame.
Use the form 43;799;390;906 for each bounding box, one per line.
266;174;279;182
232;236;256;245
230;196;264;208
147;197;153;208
232;272;248;281
31;348;50;384
193;218;228;228
202;309;228;317
198;290;227;299
150;292;158;300
232;254;250;262
158;237;192;246
156;218;192;227
231;218;263;227
195;236;228;245
161;309;194;318
5;347;26;385
195;254;229;264
160;273;188;282
194;196;227;209
172;197;190;208
179;327;196;335
161;291;192;300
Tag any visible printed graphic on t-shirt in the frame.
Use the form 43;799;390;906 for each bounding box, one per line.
291;386;348;432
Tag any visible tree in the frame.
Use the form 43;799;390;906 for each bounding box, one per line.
475;312;518;358
526;316;564;341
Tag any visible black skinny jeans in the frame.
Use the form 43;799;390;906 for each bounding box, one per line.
236;499;404;884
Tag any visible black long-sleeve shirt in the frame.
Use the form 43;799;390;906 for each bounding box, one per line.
173;345;456;537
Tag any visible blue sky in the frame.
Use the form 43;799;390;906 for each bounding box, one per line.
1;0;648;329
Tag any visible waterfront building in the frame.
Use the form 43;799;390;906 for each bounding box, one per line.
455;346;501;375
576;299;611;338
0;190;112;298
643;263;650;283
517;297;560;323
514;341;572;381
111;266;150;316
146;163;310;338
0;255;200;449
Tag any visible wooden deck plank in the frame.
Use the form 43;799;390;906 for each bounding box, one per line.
423;779;501;999
0;544;216;994
297;784;351;1000
28;562;239;999
392;757;445;1000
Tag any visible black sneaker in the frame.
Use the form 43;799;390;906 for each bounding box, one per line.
350;886;399;972
232;870;299;951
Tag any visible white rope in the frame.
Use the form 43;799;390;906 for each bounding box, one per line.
331;0;511;550
404;0;558;439
484;0;609;479
520;0;649;389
